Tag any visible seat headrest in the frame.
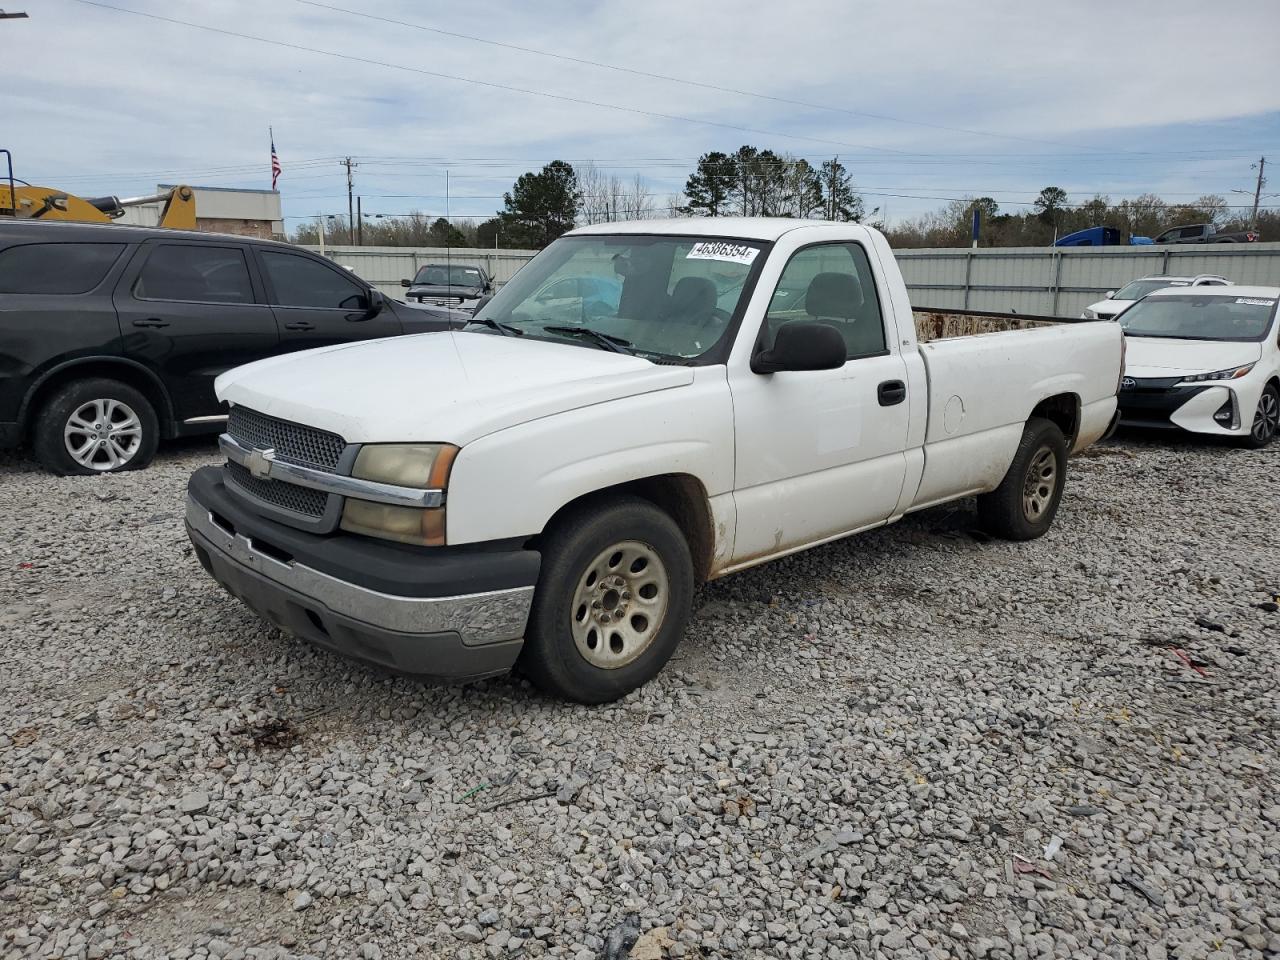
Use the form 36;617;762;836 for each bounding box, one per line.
666;276;717;316
805;272;862;319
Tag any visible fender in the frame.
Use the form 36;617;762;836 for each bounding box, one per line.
17;355;175;429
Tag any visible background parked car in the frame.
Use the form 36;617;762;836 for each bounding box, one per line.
1117;286;1280;447
1081;274;1231;320
1152;223;1260;244
401;262;492;312
0;219;460;475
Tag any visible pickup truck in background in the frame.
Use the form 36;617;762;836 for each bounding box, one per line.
186;219;1123;703
1153;223;1260;244
401;262;492;312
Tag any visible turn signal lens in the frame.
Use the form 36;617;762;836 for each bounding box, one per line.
340;500;446;547
352;443;458;489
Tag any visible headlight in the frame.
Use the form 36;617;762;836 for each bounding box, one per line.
1177;363;1255;385
1082;309;1098;320
340;443;458;546
351;443;456;488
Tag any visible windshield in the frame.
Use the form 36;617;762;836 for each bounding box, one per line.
413;264;484;287
471;234;765;361
1114;279;1190;301
1119;294;1277;341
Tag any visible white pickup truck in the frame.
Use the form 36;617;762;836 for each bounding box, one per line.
186;219;1122;703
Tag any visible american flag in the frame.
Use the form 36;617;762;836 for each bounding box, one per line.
270;134;281;191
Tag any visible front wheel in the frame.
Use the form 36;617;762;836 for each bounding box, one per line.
1241;383;1279;449
977;417;1068;540
32;378;159;476
519;496;694;704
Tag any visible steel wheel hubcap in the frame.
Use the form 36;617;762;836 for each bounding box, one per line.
1022;445;1057;521
571;540;669;669
64;398;142;471
1253;392;1279;442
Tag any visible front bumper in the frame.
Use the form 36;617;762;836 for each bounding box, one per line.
185;466;539;680
1118;379;1246;436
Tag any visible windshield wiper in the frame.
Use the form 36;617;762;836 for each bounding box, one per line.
541;324;634;355
465;315;523;337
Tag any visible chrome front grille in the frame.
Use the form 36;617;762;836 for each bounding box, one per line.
226;406;345;471
225;461;328;519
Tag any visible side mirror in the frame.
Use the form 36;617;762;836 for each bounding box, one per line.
471;293;495;314
751;322;846;374
1105;290;1115;299
400;278;412;287
365;289;387;316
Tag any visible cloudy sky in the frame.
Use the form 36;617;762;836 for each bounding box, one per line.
5;0;1280;232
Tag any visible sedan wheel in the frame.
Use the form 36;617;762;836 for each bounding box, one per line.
1250;386;1279;445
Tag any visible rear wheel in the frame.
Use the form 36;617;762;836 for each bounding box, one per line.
1242;383;1279;449
519;496;694;704
977;417;1067;541
32;378;158;476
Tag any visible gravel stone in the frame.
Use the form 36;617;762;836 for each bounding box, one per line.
1;436;1278;958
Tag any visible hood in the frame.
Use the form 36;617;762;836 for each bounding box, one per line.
1086;298;1134;318
1123;336;1262;379
215;330;694;445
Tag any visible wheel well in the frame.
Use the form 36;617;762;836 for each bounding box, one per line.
1030;393;1080;446
535;474;716;583
20;360;173;439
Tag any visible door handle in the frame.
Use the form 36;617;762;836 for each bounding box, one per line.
132;318;170;328
284;321;315;331
878;380;907;406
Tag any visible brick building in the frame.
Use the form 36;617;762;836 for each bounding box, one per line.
118;185;284;238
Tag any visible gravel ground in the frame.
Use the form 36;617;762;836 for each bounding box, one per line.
1;433;1277;960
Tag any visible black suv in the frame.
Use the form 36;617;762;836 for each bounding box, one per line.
0;220;459;474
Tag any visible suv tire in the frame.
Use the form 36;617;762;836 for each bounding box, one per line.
32;378;159;475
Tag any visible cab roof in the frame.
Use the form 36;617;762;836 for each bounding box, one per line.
567;217;873;242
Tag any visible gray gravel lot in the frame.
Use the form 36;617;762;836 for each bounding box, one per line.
2;434;1278;960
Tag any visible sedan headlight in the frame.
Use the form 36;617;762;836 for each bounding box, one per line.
1177;363;1255;385
1082;308;1099;320
340;443;458;546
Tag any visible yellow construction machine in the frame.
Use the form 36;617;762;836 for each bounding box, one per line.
1;150;196;229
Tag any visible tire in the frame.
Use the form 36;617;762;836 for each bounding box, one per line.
1241;383;1280;449
977;417;1068;541
519;496;694;704
32;378;159;476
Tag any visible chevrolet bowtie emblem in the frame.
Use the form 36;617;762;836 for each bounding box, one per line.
246;447;276;479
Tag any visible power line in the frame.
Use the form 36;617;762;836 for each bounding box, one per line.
69;0;911;156
297;0;1114;154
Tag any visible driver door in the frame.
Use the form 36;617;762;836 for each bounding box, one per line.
728;241;911;563
254;249;402;350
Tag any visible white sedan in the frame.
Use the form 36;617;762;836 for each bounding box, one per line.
1117;286;1280;447
1082;274;1230;320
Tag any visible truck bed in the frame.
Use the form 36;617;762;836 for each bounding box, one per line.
907;317;1121;511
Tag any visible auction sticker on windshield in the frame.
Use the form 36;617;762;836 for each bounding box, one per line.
686;241;760;265
1235;298;1275;306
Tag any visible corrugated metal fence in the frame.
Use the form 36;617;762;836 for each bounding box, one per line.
306;242;1280;318
895;242;1280;316
302;245;538;297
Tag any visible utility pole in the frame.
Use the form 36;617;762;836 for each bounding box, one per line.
356;196;363;246
1250;156;1266;231
341;157;357;244
828;157;838;221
